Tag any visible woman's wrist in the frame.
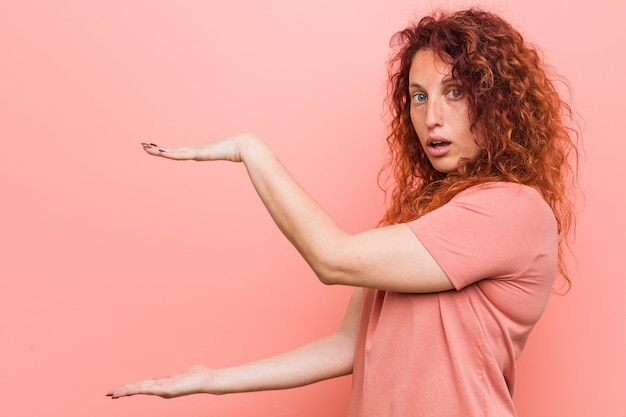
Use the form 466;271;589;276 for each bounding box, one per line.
203;367;228;395
236;133;267;165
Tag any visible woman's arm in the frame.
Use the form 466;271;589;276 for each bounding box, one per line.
141;135;453;293
106;288;362;399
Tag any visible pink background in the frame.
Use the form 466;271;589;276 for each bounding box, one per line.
1;0;624;416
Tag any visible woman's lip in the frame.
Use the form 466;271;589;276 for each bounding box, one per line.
426;141;451;157
426;135;449;145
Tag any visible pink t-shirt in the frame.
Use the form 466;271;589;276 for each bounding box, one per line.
348;182;558;417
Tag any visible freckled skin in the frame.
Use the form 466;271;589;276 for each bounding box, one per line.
408;49;479;174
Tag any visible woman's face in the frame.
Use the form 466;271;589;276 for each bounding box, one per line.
408;48;479;174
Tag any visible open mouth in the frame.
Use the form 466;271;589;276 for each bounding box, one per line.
429;140;451;148
426;138;452;157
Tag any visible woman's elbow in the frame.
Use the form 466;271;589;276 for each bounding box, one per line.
310;257;353;286
311;263;340;285
307;238;356;286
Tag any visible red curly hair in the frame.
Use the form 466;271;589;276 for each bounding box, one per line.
379;9;579;288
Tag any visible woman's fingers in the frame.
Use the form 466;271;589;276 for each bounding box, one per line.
139;142;223;161
141;143;190;159
106;365;214;399
106;376;174;399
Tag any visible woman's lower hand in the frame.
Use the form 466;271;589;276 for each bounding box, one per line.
106;364;216;399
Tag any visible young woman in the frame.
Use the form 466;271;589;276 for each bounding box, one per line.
107;8;578;416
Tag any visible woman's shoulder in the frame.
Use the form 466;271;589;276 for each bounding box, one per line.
453;181;546;205
448;181;554;223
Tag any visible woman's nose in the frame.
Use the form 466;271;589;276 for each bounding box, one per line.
425;98;443;128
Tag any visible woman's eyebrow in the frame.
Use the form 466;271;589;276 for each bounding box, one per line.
441;75;458;85
409;75;457;90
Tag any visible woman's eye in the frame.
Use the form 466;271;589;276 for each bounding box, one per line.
447;89;462;99
413;93;427;103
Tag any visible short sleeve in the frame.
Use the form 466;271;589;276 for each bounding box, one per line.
408;182;557;290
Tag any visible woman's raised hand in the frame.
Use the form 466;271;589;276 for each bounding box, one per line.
141;133;259;163
106;365;216;399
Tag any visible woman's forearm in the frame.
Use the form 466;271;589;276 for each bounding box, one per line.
210;330;354;394
239;136;348;284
